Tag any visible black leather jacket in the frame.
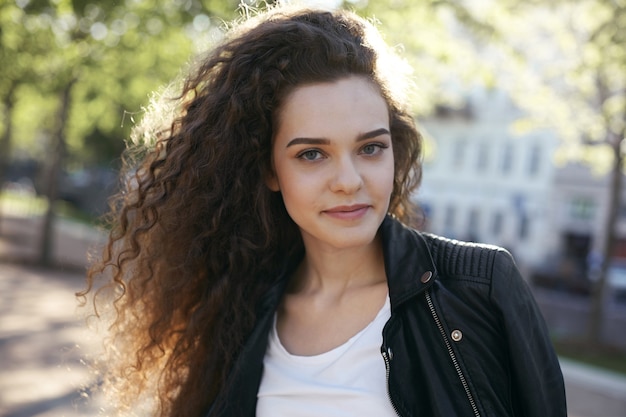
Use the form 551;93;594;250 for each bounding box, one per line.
207;216;567;417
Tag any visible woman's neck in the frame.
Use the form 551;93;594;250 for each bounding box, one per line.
288;234;387;297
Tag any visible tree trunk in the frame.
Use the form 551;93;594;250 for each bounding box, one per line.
0;83;17;235
587;130;624;346
39;79;76;267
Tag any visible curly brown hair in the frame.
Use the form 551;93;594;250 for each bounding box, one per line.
80;5;423;417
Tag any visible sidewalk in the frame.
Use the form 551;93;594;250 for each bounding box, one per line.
0;264;106;417
0;213;105;269
561;358;626;417
2;213;626;416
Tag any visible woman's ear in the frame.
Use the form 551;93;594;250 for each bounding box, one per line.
265;131;280;191
264;167;280;192
265;175;280;192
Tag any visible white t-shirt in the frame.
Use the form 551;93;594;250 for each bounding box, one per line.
256;295;397;416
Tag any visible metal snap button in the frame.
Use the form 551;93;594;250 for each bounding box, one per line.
451;329;463;342
420;271;432;283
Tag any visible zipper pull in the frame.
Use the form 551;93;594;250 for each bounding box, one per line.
382;346;393;361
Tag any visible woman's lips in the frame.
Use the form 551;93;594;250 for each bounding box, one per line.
323;204;370;220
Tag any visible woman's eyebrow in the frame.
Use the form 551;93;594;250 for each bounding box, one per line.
356;128;390;142
286;137;330;147
285;128;390;148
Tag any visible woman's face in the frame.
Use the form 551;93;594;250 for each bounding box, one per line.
267;76;394;252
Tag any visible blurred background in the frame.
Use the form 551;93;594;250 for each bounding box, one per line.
1;0;625;416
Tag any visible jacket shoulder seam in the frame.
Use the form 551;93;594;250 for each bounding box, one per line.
420;232;505;281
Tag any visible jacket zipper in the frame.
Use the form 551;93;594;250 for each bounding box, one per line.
425;290;481;417
381;346;402;417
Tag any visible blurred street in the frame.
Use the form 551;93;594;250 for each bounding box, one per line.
1;213;626;416
0;263;106;417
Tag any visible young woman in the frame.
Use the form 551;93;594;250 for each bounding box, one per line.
81;5;566;417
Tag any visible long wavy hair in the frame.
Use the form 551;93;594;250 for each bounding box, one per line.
80;5;423;417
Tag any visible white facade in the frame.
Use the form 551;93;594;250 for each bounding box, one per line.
549;162;626;261
415;88;558;269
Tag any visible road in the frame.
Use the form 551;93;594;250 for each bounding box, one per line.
0;264;106;417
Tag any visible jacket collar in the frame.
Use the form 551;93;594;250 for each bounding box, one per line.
260;215;437;315
380;215;438;310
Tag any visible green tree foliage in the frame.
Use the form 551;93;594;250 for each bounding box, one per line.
345;0;499;115
485;0;625;345
0;0;248;168
358;0;625;346
350;0;623;160
0;0;250;261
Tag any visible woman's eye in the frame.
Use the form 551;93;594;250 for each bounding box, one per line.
298;150;323;161
362;143;385;155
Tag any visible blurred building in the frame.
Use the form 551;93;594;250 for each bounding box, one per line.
417;87;557;270
417;86;626;299
549;161;626;299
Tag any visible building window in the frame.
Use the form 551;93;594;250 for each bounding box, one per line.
444;205;456;235
476;142;489;172
492;211;503;237
452;139;467;169
570;197;595;221
518;214;529;240
528;144;541;176
467;208;480;242
501;143;513;175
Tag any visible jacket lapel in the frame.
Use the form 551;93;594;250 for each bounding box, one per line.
379;215;438;311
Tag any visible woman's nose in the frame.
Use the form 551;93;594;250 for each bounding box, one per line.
329;156;363;194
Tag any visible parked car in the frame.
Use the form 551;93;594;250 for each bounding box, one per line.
530;257;591;296
57;168;118;216
607;261;626;304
